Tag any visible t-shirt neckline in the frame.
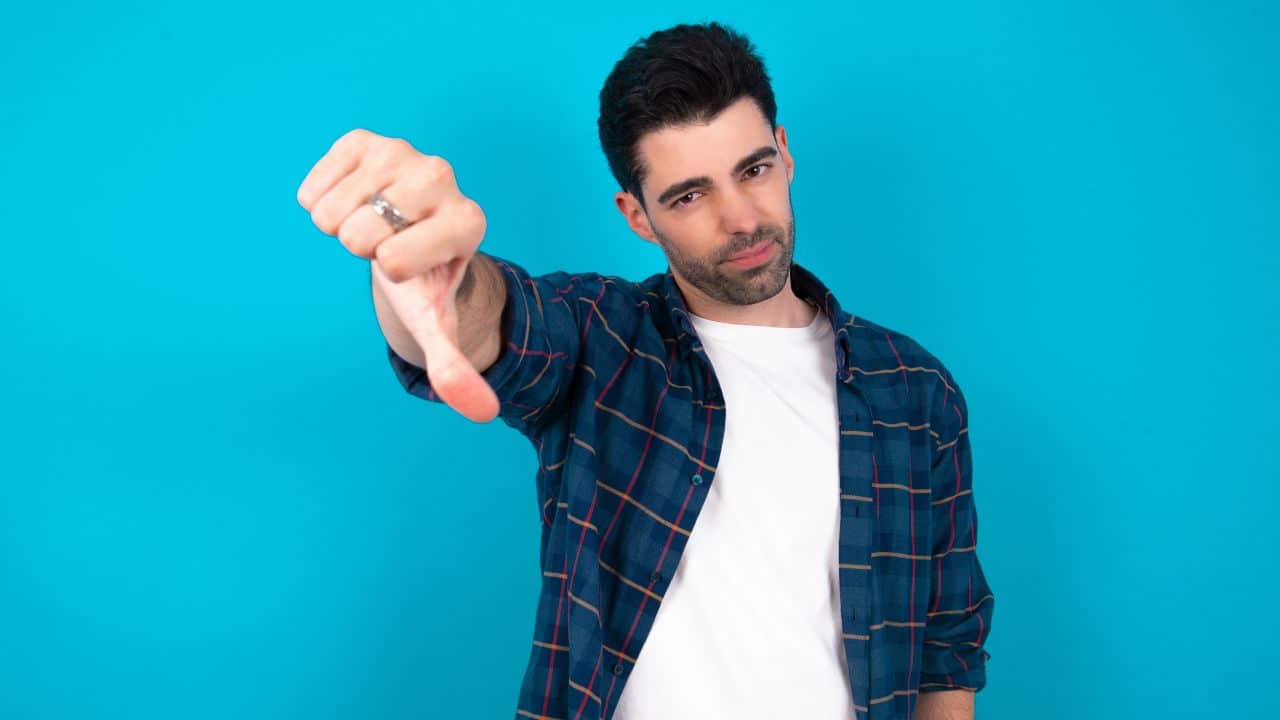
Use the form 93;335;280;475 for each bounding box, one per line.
687;303;828;342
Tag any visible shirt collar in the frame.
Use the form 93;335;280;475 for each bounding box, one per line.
658;261;857;382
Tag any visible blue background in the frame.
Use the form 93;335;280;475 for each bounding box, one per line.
2;1;1277;718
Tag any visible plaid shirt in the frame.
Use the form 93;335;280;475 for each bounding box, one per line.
385;253;995;720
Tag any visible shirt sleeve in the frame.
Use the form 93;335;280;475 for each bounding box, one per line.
920;364;995;693
385;253;597;439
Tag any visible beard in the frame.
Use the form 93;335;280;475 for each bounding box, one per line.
653;210;796;307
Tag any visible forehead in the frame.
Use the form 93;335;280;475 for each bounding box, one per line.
636;97;774;187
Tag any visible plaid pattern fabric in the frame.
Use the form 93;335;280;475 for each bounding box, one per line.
385;253;994;720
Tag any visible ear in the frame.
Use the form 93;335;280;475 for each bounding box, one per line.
775;124;795;183
615;190;659;246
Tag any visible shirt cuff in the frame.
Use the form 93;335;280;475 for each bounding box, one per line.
920;646;990;693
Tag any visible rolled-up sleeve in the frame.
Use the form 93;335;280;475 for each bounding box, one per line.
386;253;598;438
920;364;995;693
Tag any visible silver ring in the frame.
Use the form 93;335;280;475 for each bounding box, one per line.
368;190;412;232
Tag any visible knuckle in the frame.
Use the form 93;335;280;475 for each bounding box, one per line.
458;197;486;231
375;247;408;282
384;136;412;156
364;144;390;167
337;225;371;258
311;207;337;235
413;157;441;184
334;128;368;151
405;155;452;193
421;154;453;180
367;137;408;168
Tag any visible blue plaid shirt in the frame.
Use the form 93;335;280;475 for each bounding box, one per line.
386;253;994;720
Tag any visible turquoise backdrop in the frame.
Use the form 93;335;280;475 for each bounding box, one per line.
2;1;1277;718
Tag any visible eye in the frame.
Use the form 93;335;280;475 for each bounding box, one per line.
670;163;772;210
672;191;702;209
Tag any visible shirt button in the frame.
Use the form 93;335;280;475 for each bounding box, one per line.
650;571;663;584
612;663;625;676
690;473;704;486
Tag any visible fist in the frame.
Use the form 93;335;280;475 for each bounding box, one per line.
297;128;499;422
296;128;485;281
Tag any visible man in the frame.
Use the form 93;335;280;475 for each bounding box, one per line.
297;21;993;720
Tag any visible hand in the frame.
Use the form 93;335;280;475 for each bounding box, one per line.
297;128;499;422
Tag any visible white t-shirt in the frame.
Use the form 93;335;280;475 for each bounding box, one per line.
612;304;856;720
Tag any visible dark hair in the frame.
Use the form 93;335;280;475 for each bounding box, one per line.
597;21;778;210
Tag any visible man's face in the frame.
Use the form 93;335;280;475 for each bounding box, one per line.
615;96;796;307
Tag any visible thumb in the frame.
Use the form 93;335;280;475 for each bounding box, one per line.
373;258;501;423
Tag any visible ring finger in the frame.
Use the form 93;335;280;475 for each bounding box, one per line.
334;176;453;260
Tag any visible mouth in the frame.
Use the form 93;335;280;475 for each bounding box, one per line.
723;238;776;268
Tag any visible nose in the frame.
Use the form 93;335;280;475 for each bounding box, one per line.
718;186;761;236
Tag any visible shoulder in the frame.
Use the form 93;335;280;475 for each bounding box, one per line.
847;314;967;434
571;269;665;326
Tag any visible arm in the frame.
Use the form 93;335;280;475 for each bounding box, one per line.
919;365;995;702
913;689;974;720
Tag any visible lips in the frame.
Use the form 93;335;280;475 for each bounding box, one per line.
726;239;773;261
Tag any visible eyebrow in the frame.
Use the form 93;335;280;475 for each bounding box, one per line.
654;145;779;206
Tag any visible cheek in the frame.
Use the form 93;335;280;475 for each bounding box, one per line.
664;217;721;255
763;192;793;230
765;177;792;210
